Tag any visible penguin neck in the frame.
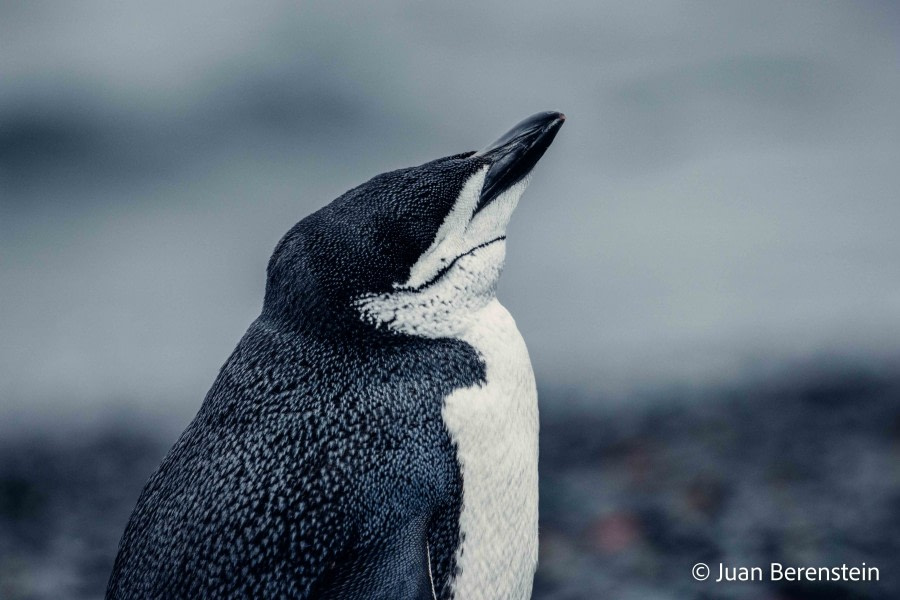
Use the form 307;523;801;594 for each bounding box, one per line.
258;306;396;348
354;241;506;339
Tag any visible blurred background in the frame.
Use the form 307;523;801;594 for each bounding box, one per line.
1;1;898;598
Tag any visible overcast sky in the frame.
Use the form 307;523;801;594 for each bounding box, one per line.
2;1;899;427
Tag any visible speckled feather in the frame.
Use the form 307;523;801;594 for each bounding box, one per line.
107;320;483;599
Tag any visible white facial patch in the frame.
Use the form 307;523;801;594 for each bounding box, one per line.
402;168;487;290
355;168;533;338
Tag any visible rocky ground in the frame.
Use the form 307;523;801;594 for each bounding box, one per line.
1;369;897;599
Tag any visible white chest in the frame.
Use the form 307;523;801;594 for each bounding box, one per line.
442;299;539;600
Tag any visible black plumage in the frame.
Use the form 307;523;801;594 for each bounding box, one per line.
107;154;488;599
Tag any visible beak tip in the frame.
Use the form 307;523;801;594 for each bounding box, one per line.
474;110;566;213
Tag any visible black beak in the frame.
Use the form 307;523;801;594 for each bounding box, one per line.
475;111;565;214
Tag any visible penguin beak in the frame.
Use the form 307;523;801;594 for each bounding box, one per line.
474;111;565;214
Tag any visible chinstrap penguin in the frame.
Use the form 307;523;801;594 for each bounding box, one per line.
106;111;565;599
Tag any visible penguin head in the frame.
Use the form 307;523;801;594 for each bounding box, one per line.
264;111;565;337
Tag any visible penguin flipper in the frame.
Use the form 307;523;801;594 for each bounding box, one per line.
313;514;436;600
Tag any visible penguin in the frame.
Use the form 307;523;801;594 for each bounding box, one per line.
106;111;565;600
